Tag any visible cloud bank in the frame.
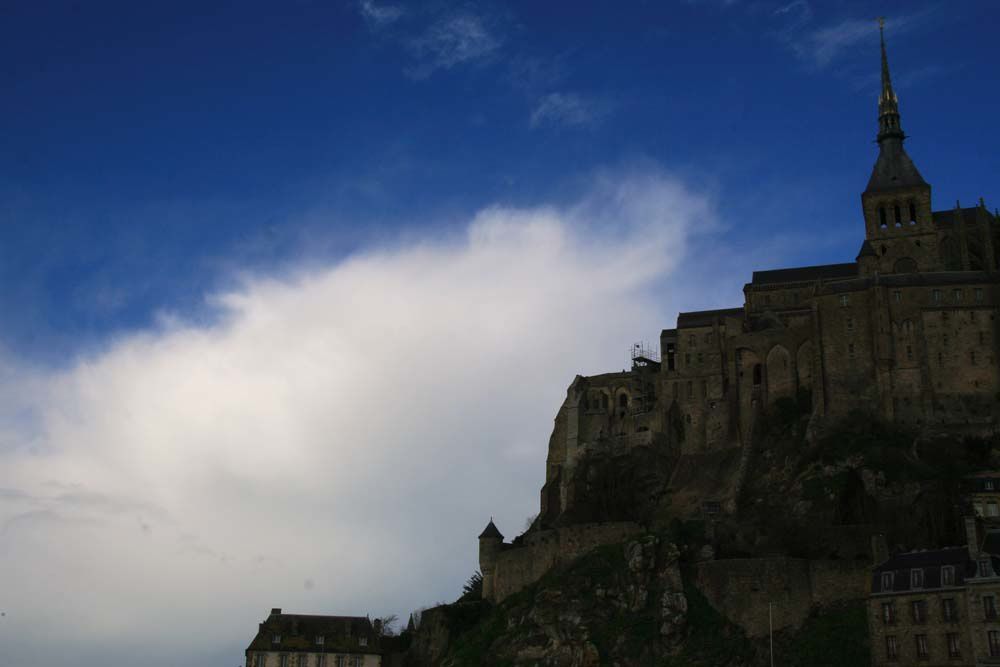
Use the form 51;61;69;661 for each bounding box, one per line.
0;169;730;666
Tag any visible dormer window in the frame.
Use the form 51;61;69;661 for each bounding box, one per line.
272;633;282;644
881;572;894;590
315;635;325;645
911;568;924;588
359;636;368;647
942;566;955;586
986;480;995;491
839;295;850;307
980;560;991;577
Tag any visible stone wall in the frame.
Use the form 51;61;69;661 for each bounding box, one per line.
693;557;870;637
491;522;641;602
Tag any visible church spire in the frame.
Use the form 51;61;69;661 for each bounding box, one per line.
877;17;904;144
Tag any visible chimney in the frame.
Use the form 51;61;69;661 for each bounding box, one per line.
966;516;981;558
871;534;889;566
270;608;282;617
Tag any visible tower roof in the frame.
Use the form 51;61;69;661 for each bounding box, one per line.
478;519;503;540
864;19;927;194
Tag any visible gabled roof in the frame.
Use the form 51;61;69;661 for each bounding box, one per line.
932;207;993;229
871;546;972;594
478;519;503;540
676;308;744;329
751;263;857;286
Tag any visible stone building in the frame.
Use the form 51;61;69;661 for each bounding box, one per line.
534;23;1000;526
965;472;1000;522
246;608;383;667
869;519;1000;666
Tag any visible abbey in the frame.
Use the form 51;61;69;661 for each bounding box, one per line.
480;28;999;603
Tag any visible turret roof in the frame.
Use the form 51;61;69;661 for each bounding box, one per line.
478;519;503;540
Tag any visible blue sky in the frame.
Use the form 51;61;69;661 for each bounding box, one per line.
3;0;997;363
0;2;998;666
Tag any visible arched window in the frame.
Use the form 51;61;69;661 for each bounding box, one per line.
893;257;918;273
618;393;628;408
909;202;917;223
601;393;609;409
879;207;888;228
894;204;902;226
752;364;762;386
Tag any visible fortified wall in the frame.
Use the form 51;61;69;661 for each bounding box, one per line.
693;557;871;637
479;521;641;603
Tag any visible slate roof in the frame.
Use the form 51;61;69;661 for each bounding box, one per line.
751;263;857;286
246;611;378;654
932;207;993;229
871;547;971;594
676;308;744;329
856;240;877;259
479;519;504;540
864;140;928;193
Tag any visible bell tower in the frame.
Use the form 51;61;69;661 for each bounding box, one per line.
858;19;937;275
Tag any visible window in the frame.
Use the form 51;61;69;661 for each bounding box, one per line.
976;501;985;516
976;288;984;303
359;637;367;647
687;381;693;398
696;352;703;364
954;289;964;302
893;290;902;303
279;656;288;667
906;345;913;361
689;335;696;347
882;601;896;623
846;317;854;331
989;501;999;518
848;343;855;358
942;566;955;587
985;594;998;619
879;207;888;227
352;658;363;667
981;561;993;579
299;655;309;667
947;632;961;657
990;630;1000;657
894;204;902;226
255;655;268;667
886;635;898;661
618;393;628;408
317;656;326;667
335;657;345;667
704;333;712;343
943;597;957;620
980;331;987;345
273;634;282;644
915;634;928;658
909;202;917;222
911;569;924;588
987;480;995;490
933;289;941;303
839;294;850;307
881;572;894;590
912;600;927;623
685;353;691;365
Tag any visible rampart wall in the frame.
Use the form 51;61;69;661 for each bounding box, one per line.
492;522;641;602
693;557;870;637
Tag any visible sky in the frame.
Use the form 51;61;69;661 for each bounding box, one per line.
0;1;997;665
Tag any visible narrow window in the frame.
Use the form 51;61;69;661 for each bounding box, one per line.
909;202;917;222
696;352;703;364
689;334;696;347
954;289;963;302
256;655;268;667
911;600;926;623
893;290;901;303
882;601;895;623
947;632;961;657
839;294;850;307
976;501;985;516
972;350;977;365
848;343;855;358
359;637;368;647
279;656;288;667
987;480;995;490
886;635;898;661
879;207;888;228
990;630;1000;657
704;333;712;343
894;204;902;226
906;345;913;360
942;567;955;587
687;381;693;398
915;634;928;658
989;501;999;518
932;289;941;303
846;317;854;332
273;634;282;644
911;569;924;588
752;364;762;386
976;288;984;302
619;394;628;408
300;655;309;667
984;593;997;619
943;597;956;620
685;353;691;365
881;572;894;590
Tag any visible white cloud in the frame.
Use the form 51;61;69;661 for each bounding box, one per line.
0;168;741;666
358;0;404;29
530;92;610;129
785;12;927;69
406;12;502;79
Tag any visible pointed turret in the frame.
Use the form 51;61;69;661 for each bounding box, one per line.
864;19;927;194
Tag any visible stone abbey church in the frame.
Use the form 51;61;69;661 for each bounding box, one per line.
532;31;1000;529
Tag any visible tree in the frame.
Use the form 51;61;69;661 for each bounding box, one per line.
375;614;398;637
459;570;483;601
